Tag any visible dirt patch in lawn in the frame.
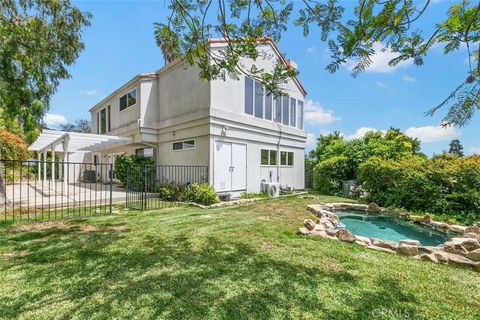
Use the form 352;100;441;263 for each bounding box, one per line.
260;242;274;250
2;250;29;257
9;221;129;234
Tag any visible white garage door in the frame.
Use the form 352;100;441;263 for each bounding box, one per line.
214;141;247;192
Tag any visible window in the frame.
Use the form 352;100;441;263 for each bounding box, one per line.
100;108;106;134
274;97;281;123
261;149;278;165
290;98;296;127
282;96;289;125
254;81;263;118
172;139;195;151
261;149;269;165
265;93;272;120
120;89;136;111
245;77;253;115
135;147;154;158
280;151;294;166
297;100;304;129
96;112;100;134
107;105;111;131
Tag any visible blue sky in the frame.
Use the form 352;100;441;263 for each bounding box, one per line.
46;0;479;156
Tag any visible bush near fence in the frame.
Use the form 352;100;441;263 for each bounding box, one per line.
358;154;480;224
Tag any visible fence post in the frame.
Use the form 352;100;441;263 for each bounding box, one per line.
143;163;147;210
109;163;113;214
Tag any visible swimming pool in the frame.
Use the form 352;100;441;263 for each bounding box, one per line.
335;209;451;246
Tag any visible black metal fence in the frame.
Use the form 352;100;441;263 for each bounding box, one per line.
0;159;114;222
125;164;209;210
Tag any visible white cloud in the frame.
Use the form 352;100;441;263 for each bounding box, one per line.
81;89;98;96
403;75;416;83
405;125;460;143
344;127;385;140
346;42;413;74
306;46;316;54
43;113;67;128
304;99;341;124
470;147;480;155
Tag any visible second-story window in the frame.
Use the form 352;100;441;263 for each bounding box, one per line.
107;105;111;131
120;89;136;111
265;93;272;120
245;77;253;115
100;108;106;134
254;81;263;118
297;101;304;129
282;95;289;125
274;97;281;123
290;98;296;127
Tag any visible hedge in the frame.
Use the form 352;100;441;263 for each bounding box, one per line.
358;155;480;224
314;156;351;195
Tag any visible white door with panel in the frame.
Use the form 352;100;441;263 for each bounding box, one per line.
214;141;247;192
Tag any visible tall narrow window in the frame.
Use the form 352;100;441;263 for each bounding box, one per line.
282;95;289;125
265;93;272;120
274;97;281;123
290;98;296;127
96;112;100;134
107;105;111;132
100;108;106;134
297;101;304;129
254;81;263;118
244;77;253;115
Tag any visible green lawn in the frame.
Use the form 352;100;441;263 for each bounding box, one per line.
0;195;479;319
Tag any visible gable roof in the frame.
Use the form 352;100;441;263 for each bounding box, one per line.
207;37;307;96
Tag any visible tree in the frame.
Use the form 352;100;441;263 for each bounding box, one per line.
155;0;480;127
58;119;91;133
449;138;464;157
0;1;92;142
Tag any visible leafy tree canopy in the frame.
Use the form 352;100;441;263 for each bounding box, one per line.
0;0;91;142
310;128;422;177
448;138;464;157
58;119;91;133
155;0;480;126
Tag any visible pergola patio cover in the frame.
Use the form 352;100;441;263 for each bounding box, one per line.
29;130;132;153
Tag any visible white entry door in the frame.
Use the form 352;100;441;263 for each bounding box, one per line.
214;141;247;192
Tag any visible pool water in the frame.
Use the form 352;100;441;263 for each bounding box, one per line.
336;210;450;246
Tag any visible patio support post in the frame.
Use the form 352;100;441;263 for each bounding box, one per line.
43;149;47;182
51;145;55;185
62;135;70;195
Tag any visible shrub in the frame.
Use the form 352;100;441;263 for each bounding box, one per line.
314;156;351;195
189;183;218;205
359;155;480;224
155;183;217;205
0;129;31;160
114;154;154;190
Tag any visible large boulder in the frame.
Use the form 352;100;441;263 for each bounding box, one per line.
370;238;398;251
462;233;480;241
368;202;381;212
318;218;335;230
304;219;316;231
336;229;356;242
465;226;480;235
447;254;479;269
466;249;480;262
399;239;420;246
443;238;480;256
398;243;419;256
434;251;450;263
298;227;310;235
355;235;372;246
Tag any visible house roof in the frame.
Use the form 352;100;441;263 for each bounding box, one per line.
207;37;307;96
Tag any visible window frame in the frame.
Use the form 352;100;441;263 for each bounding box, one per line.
260;149;278;166
280;151;294;167
172;139;196;151
119;88;137;111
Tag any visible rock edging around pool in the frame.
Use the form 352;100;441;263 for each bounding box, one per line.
298;203;480;272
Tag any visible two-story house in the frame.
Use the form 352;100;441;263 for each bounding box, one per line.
89;38;307;194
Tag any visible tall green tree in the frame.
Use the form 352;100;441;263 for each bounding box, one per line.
0;0;91;142
155;0;480;127
448;138;464;157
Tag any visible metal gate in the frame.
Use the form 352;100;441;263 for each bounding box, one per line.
125;164;209;210
0;159;114;222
